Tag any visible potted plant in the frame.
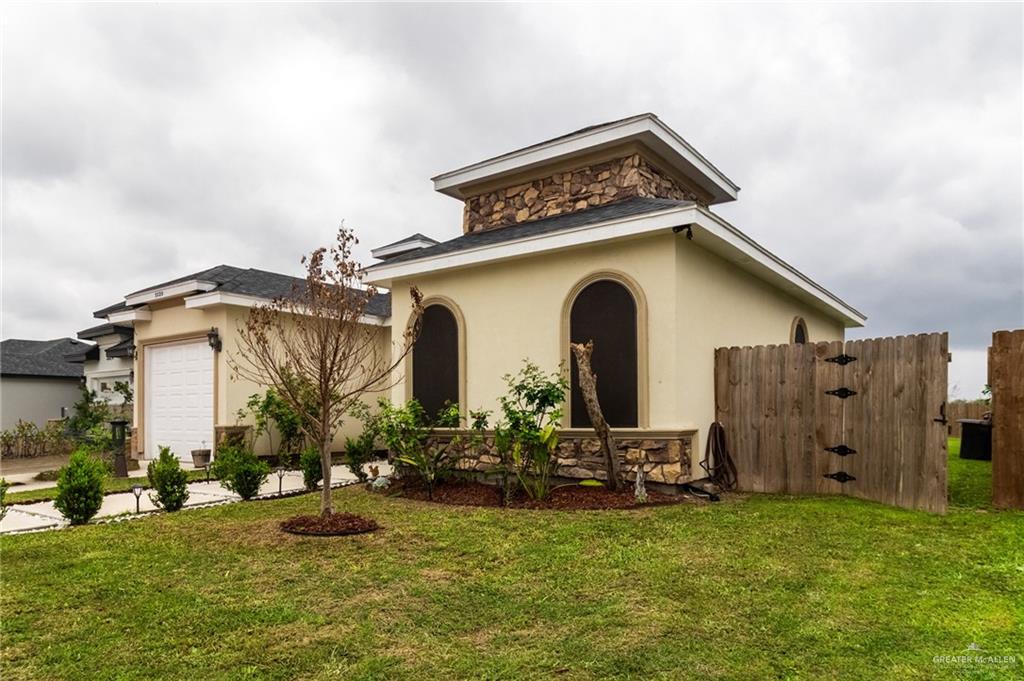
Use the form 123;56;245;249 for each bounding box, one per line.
191;440;212;468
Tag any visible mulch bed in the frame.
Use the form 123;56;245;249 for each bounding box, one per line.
396;479;695;510
279;512;380;536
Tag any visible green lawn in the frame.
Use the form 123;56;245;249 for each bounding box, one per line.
1;444;1021;680
5;469;211;504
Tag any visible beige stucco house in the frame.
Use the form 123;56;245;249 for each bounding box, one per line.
93;114;863;486
88;268;391;461
364;114;865;484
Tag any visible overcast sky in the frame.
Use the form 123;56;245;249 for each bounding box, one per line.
2;3;1021;398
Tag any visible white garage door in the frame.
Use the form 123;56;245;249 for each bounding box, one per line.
145;341;214;461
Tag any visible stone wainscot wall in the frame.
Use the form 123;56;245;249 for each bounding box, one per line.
462;153;708;234
432;429;696;486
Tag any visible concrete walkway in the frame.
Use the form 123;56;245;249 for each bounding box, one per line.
0;461;391;535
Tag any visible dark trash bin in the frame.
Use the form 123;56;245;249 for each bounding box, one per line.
959;419;992;461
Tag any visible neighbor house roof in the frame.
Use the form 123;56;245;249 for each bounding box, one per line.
77;322;134;341
0;338;87;379
432;113;740;205
99;265;391;321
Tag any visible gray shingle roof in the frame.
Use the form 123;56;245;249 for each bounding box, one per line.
105;337;136;359
375;233;439;250
1;338;87;379
77;323;133;341
372;197;693;267
105;266;391;319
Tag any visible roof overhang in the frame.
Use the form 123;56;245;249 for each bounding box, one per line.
432;114;740;205
184;291;388;326
371;236;440;261
125;279;218;306
364;205;865;328
107;307;152;324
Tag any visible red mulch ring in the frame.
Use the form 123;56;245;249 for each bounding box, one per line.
397;479;693;510
280;512;380;536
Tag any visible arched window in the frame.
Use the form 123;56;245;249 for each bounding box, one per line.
413;304;460;419
792;317;808;344
570;280;638;427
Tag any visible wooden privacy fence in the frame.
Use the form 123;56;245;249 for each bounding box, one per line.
991;329;1024;509
715;333;948;513
947;400;990;438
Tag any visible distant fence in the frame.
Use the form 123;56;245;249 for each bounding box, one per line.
991;329;1024;509
715;333;948;513
947;401;990;438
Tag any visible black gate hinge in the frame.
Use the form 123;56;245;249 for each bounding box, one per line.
825;387;858;399
824;471;856;483
825;444;857;456
825;353;857;366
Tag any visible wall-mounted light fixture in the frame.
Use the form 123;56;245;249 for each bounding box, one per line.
206;327;222;352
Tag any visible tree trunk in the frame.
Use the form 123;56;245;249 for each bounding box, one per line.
570;341;622;490
320;437;333;516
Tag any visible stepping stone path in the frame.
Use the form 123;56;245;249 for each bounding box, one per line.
1;462;391;535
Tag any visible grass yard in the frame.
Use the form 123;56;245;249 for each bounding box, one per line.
1;442;1021;680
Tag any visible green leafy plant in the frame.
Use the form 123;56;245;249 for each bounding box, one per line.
68;386;112;436
53;449;107;524
300;446;323;491
237;389;305;466
147;446;190;511
113;381;134;405
375;398;466;499
492;361;568;501
211;444;270;500
344;429;377;483
0;478;9;521
1;420;75;459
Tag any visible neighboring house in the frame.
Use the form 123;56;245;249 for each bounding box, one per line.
90;266;391;461
0;338;86;430
66;323;134;405
364;113;866;482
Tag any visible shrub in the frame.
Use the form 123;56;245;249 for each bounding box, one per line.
0;420;75;459
68;386;112;436
211;445;269;500
147;446;190;511
0;478;9;521
375;399;465;499
300;446;323;491
344;429;377;483
493;361;568;501
54;449;107;524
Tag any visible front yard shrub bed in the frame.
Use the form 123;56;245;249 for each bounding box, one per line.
279;512;380;536
395;478;694;510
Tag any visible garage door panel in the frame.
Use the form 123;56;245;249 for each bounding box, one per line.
146;341;214;460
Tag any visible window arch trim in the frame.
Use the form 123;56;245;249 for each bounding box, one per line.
560;270;649;429
791;316;809;344
405;296;467;417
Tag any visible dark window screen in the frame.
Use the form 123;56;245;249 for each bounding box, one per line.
570;280;638;427
413;305;459;419
794;320;808;344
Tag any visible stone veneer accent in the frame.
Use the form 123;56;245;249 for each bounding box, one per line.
433;430;694;485
462;153;707;234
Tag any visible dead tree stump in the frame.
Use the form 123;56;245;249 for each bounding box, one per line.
570;340;623;490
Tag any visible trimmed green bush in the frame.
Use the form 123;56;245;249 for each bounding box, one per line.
54;449;107;524
300;446;323;491
0;477;9;521
344;430;376;483
210;445;269;500
147;446;190;511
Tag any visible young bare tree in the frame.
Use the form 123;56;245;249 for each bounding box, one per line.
230;226;423;516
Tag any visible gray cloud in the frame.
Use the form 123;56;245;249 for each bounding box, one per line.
2;2;1020;398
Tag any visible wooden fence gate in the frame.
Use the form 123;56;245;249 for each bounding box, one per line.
991;329;1024;509
714;333;948;513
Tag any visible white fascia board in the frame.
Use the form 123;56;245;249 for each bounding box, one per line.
432;114;739;203
364;206;865;328
125;279;218;306
107;307;152;323
364;205;698;285
688;207;866;327
184;291;389;327
371;238;439;260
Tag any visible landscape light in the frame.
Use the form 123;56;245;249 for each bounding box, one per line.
131;484;143;514
276;466;286;494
